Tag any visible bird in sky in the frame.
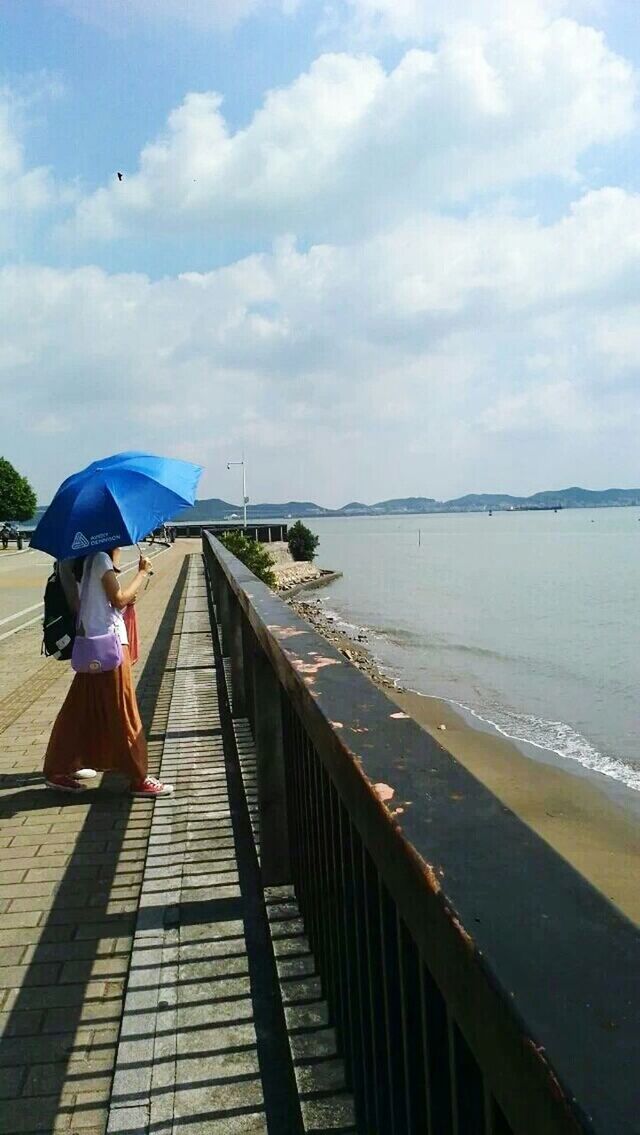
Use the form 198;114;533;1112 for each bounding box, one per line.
117;172;123;181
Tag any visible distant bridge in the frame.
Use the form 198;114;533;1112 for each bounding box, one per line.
175;520;289;542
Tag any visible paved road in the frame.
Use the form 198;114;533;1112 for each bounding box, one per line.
0;544;171;640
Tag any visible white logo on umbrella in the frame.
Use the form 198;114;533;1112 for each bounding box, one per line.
71;531;90;550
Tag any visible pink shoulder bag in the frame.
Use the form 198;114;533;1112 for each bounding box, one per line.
71;631;123;674
71;560;123;674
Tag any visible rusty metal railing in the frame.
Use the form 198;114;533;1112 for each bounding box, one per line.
203;531;638;1135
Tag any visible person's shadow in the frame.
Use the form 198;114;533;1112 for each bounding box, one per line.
0;771;134;818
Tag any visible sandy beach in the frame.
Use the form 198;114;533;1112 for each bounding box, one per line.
289;594;640;925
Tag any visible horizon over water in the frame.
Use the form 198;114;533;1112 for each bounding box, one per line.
304;508;640;803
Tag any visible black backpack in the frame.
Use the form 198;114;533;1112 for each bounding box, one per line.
42;565;76;660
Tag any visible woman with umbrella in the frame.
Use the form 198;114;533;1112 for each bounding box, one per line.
43;546;170;795
31;452;202;797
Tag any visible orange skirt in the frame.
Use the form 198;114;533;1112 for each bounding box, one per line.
43;647;148;782
122;605;139;666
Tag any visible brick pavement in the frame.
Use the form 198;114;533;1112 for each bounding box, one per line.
0;544;197;1134
1;545;354;1134
107;558;278;1134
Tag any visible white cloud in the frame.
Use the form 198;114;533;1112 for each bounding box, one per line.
6;185;640;502
478;379;598;433
50;0;603;38
50;0;299;33
0;79;75;251
69;19;635;246
592;305;640;370
3;2;636;503
328;0;603;42
0;88;58;237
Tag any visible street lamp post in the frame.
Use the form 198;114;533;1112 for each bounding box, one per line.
227;459;247;528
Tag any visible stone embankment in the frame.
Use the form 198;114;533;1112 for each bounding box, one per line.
268;541;325;593
273;560;324;591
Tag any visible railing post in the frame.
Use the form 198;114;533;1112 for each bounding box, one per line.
252;642;291;886
228;601;246;718
242;620;255;731
218;578;232;655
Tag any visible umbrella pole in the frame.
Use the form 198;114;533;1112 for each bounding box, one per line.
136;541;154;585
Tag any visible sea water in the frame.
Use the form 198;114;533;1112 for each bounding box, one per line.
307;508;640;798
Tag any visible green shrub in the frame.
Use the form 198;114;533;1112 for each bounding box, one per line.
0;457;37;522
288;520;319;563
219;530;276;587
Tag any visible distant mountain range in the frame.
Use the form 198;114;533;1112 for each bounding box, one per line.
175;487;640;521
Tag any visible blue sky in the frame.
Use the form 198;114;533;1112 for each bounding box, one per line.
3;5;313;176
2;1;640;504
1;0;323;273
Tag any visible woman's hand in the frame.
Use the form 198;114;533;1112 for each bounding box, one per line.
104;559;152;609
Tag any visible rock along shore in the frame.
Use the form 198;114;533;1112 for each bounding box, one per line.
266;542;395;688
286;595;397;692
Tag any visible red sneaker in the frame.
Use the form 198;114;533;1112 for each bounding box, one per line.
45;774;86;793
131;776;174;798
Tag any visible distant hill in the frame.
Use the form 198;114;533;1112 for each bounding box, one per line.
528;487;640;507
33;487;640;527
332;499;438;515
176;498;329;521
442;493;521;509
174;487;640;522
357;496;438;514
335;501;369;514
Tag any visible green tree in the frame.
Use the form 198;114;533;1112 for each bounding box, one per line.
219;530;276;588
288;520;319;563
0;457;37;522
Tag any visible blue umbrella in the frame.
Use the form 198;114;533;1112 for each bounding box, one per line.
30;451;202;560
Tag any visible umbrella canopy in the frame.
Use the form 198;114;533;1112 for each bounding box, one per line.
30;451;202;561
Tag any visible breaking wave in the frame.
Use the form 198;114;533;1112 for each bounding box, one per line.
450;701;640;794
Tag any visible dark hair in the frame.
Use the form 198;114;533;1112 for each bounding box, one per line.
72;556;87;582
105;547;121;572
73;548;121;581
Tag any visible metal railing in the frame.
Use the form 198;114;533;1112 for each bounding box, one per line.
203;531;638;1135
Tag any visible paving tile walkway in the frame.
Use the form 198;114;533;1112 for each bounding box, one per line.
106;558;354;1135
1;547;354;1135
107;558;298;1134
0;544;194;1134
